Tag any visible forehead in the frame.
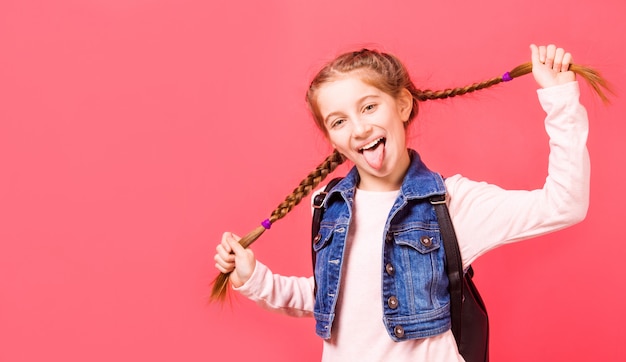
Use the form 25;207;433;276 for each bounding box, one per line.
316;77;384;114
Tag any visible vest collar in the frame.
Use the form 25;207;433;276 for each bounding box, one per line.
324;149;446;207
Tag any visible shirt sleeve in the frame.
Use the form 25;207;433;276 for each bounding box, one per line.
231;188;327;315
233;260;316;317
445;81;590;268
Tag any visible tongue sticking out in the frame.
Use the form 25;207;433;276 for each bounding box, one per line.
362;140;385;170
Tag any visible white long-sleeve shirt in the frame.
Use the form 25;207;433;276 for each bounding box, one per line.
235;81;589;361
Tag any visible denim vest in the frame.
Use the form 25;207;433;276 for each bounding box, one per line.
312;149;451;341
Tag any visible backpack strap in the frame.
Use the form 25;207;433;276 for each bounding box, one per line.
311;177;343;292
429;194;464;346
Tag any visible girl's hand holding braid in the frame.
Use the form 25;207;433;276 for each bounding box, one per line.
214;232;256;288
531;44;576;88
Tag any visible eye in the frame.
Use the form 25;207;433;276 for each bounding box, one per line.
363;104;377;113
330;118;346;129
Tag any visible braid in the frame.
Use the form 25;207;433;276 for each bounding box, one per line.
269;150;346;223
210;150;346;302
414;62;611;103
414;77;503;101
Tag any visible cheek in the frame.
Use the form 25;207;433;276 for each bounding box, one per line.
326;132;335;146
325;133;338;149
327;133;349;151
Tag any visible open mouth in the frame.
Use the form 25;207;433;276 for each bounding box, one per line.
359;137;386;153
359;137;386;170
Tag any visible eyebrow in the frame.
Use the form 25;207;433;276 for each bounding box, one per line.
323;94;381;126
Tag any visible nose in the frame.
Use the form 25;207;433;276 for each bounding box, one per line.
352;117;372;139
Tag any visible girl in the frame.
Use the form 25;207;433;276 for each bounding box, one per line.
213;44;607;361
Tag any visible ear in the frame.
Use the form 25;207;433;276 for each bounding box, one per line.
397;88;413;122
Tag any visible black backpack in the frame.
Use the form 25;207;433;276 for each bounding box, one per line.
311;177;489;362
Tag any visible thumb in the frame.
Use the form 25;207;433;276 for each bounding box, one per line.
226;237;256;287
530;44;541;65
228;237;247;256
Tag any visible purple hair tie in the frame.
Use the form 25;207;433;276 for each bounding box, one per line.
502;72;513;82
261;219;272;230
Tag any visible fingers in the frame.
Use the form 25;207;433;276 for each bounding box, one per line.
553;47;564;71
543;44;556;68
214;232;241;273
227;235;246;255
530;44;540;65
213;231;256;288
214;247;234;273
561;51;573;72
535;44;555;67
531;43;572;72
530;43;576;88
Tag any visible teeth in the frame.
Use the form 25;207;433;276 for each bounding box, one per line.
360;138;384;151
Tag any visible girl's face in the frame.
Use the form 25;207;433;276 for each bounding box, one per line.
317;75;413;191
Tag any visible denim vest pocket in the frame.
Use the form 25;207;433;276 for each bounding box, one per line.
313;222;336;252
384;223;448;314
393;225;441;254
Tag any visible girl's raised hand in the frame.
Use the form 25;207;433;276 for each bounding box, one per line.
530;44;576;89
214;232;256;288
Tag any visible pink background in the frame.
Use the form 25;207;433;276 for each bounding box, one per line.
1;1;625;361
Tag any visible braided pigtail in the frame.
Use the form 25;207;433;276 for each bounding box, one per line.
210;150;346;302
413;62;611;103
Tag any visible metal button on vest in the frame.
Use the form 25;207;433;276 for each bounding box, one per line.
313;234;322;243
420;235;433;247
394;325;405;338
385;263;395;276
387;296;399;309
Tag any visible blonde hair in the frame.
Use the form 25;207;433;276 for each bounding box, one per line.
210;48;610;302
